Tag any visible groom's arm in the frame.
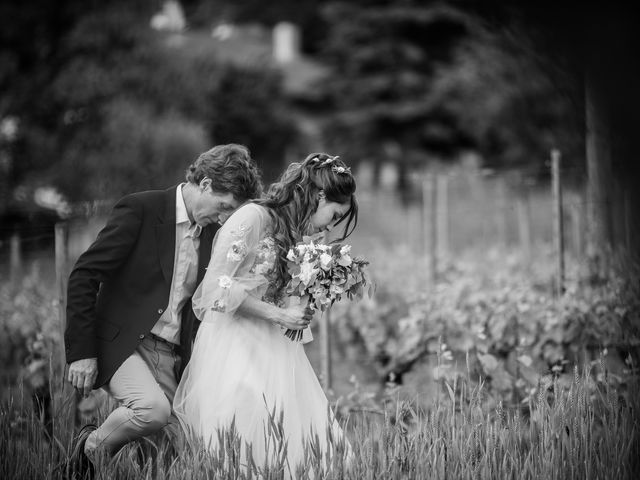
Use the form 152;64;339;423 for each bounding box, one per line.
65;195;143;364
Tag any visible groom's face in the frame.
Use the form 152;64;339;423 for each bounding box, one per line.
193;188;240;226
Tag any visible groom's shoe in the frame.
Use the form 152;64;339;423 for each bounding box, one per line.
70;424;97;480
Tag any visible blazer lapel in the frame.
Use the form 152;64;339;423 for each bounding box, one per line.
156;186;178;287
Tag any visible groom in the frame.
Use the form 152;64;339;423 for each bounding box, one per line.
65;144;262;475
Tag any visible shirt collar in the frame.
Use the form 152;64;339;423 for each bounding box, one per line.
176;183;190;225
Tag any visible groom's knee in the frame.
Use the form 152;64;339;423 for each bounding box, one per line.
133;395;172;431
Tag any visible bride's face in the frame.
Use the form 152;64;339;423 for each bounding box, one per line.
309;196;351;233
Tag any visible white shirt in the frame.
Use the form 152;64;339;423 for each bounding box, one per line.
151;184;201;344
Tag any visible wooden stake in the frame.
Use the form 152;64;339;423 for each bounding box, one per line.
320;309;332;390
423;175;438;288
624;188;632;254
408;205;421;255
437;174;449;258
55;222;77;427
570;193;584;258
497;178;509;247
551;150;565;297
55;223;69;351
422;179;429;258
516;190;532;263
9;232;21;281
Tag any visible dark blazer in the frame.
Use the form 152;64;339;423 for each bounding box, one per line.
64;186;216;388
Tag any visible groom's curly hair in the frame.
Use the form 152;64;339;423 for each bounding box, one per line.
186;144;263;201
255;153;358;297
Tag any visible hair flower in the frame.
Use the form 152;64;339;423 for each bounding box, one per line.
322;155;340;166
332;165;351;175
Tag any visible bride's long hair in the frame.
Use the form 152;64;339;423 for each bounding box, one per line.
255;153;358;297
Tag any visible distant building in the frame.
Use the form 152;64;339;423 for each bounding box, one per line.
150;1;186;33
273;22;301;64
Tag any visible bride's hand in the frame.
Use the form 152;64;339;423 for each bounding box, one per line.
275;305;314;330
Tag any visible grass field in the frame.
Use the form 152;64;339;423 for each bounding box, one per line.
1;178;638;478
2;362;638;479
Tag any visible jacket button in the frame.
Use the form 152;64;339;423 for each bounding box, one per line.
139;334;145;340
158;308;164;314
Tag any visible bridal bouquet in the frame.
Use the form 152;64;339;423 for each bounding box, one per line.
283;241;372;341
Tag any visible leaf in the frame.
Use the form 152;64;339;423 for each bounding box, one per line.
445;381;455;403
490;364;514;391
477;353;499;373
517;354;533;367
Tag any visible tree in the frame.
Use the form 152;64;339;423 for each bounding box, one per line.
317;1;583;196
206;65;296;182
318;2;473;194
1;0;297;207
465;0;640;266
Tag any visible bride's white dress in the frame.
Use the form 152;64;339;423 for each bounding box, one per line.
174;204;349;472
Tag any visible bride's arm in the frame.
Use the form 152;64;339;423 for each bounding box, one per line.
236;296;311;331
193;204;311;331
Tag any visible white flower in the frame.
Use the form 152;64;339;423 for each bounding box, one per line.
337;254;352;267
340;245;352;256
319;253;333;270
298;262;318;284
218;275;232;289
287;249;297;262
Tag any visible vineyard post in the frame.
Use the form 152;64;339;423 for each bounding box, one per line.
570;192;584;258
422;173;438;288
497;177;509;247
55;221;77;427
55;223;68;369
551;150;565;297
624;188;632;254
408;204;421;255
516;187;532;264
437;173;449;258
10;231;21;281
320;309;332;390
421;177;428;258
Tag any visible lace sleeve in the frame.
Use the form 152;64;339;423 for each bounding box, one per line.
192;204;269;321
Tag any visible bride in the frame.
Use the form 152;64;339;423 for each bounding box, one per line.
174;153;358;474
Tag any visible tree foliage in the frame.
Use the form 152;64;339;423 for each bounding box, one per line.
317;1;584;181
1;0;295;205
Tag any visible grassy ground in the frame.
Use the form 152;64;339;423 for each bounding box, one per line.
1;364;638;479
2;181;637;478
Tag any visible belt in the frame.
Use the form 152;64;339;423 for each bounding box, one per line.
147;332;178;351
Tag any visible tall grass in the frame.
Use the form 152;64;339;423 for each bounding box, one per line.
2;364;638;479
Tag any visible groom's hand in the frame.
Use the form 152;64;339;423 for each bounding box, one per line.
68;357;98;397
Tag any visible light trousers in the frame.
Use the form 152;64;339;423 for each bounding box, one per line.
84;335;180;456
